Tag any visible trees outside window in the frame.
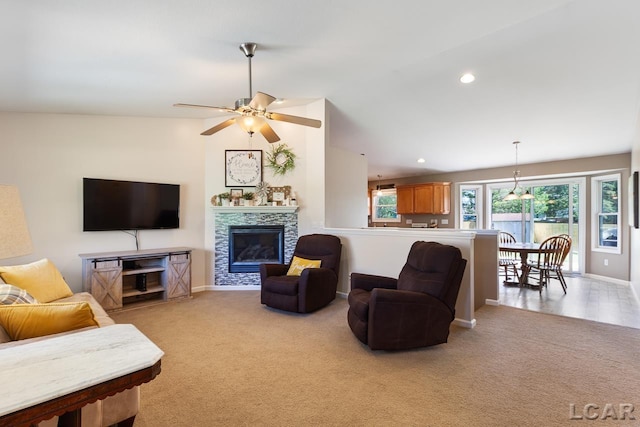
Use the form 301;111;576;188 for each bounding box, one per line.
460;185;482;229
372;189;400;223
592;174;620;253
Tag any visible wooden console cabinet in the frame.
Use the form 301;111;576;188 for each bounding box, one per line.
80;247;191;311
396;182;450;215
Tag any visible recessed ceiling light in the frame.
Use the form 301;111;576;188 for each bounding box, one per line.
460;73;475;84
417;158;425;163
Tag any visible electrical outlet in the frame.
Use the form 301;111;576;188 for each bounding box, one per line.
406;219;412;224
604;259;609;266
441;219;449;225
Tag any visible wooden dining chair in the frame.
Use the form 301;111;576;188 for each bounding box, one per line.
498;231;520;284
528;234;572;294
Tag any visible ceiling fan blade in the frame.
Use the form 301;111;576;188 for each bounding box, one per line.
174;103;236;113
259;122;281;143
249;92;276;111
268;112;322;128
201;119;236;136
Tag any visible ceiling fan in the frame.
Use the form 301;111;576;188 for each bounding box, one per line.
174;43;321;143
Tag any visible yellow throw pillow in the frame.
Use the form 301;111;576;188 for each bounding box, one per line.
0;302;98;341
0;258;73;303
286;256;322;276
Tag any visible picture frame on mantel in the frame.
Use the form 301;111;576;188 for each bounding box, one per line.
225;150;263;187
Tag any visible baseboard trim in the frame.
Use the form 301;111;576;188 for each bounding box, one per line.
582;273;630;286
204;285;262;291
453;317;476;329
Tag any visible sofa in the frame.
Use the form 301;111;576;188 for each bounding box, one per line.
0;259;140;427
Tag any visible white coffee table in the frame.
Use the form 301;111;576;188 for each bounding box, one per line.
0;324;163;426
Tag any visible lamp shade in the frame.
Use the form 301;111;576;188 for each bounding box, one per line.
503;190;520;201
0;185;33;259
520;190;535;200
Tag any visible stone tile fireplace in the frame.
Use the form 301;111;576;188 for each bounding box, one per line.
213;206;298;286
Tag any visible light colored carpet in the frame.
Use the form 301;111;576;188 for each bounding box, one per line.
111;291;640;426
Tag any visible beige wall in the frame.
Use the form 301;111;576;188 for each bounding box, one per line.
3;109;633;290
0;112;207;292
0;101;364;294
631;116;640;297
370;153;631;280
325;145;368;228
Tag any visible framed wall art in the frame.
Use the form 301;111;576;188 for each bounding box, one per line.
629;171;638;229
230;188;243;199
225;150;263;187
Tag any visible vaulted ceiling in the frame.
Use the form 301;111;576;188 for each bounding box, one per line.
2;0;639;179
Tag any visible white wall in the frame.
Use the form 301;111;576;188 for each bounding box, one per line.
0;112;207;292
325;145;368;228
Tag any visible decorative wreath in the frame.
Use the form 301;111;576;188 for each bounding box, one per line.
266;144;296;176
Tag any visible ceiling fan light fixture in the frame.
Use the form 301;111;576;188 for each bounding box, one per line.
175;42;321;140
235;115;266;135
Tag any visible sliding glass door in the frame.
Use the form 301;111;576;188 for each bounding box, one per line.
489;178;584;273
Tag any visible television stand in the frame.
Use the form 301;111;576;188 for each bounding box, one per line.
79;247;191;311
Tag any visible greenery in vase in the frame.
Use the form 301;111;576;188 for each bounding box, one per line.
243;192;255;200
266;144;296;176
219;192;230;200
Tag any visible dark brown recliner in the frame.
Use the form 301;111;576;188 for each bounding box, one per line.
260;234;342;313
347;241;467;350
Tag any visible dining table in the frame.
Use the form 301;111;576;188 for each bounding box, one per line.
498;242;555;288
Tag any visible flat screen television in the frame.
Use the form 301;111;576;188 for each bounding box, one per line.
83;178;180;231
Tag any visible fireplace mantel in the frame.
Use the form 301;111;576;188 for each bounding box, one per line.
211;206;299;214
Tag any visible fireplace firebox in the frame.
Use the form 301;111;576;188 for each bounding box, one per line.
228;225;285;273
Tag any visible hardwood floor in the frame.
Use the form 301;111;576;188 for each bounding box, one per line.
499;273;640;329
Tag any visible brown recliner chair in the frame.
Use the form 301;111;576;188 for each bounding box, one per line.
348;241;467;350
260;234;342;313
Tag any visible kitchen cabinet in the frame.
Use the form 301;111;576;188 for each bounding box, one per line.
396;183;450;215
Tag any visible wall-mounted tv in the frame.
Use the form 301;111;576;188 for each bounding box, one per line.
83;178;180;231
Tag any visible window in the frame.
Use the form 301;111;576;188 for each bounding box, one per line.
459;185;482;229
487;177;585;274
592;174;620;253
372;188;400;223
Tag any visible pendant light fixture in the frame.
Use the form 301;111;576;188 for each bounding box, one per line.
376;175;383;197
503;141;535;201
